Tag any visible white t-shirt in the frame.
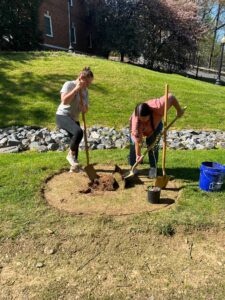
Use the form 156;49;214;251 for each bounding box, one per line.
56;80;89;122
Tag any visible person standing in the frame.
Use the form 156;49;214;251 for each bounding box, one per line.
56;67;94;171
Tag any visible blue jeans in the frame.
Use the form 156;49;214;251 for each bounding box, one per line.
128;121;163;167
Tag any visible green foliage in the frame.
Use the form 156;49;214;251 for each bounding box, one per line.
0;0;42;50
157;223;176;237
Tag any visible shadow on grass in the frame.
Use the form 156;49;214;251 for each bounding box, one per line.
166;167;200;182
138;167;200;182
158;198;175;205
0;53;107;127
0;55;68;127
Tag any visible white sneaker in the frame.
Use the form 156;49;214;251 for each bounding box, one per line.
66;152;79;167
149;167;157;179
69;165;80;173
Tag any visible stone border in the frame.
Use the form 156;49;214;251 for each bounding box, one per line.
0;125;225;153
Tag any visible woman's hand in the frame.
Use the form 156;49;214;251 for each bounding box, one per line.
76;79;87;91
176;107;185;118
136;155;143;163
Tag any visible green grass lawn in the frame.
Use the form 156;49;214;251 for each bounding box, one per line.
1;150;225;298
1;149;225;239
0;51;225;129
1;52;225;298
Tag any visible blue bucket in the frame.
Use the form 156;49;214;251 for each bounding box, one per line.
199;162;225;192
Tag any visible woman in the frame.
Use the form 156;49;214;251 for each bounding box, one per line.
56;67;94;170
129;94;184;178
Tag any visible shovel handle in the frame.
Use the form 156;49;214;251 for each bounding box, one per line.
79;90;89;166
162;84;169;176
164;106;187;131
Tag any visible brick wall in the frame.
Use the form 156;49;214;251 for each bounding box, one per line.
38;0;92;52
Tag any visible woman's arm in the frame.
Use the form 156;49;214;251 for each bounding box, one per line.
61;80;86;105
170;94;184;117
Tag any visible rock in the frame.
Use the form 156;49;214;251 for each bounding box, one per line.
0;126;225;153
58;145;67;152
44;136;54;143
47;143;59;151
61;137;71;144
29;142;40;150
115;140;123;149
97;144;105;150
169;142;180;150
0;137;8;147
0;146;19;153
38;145;48;153
196;144;205;150
91;144;97;150
205;142;215;150
36;262;44;268
7;129;16;134
35;131;44;139
105;143;114;149
7;138;20;146
60;129;69;136
44;247;56;255
30;135;38;142
217;142;225;149
21;139;30;146
91;131;100;139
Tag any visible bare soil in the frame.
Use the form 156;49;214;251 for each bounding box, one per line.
0;229;224;299
43;165;183;216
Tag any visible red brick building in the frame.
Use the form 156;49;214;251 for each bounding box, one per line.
38;0;93;52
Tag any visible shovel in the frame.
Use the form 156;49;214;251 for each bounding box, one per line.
155;88;187;188
124;106;187;181
79;90;98;181
154;84;169;189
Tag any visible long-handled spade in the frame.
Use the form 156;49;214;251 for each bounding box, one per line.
154;84;169;188
155;86;187;188
124;104;187;183
79;90;98;181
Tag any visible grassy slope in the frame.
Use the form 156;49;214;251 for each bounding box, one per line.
0;51;225;129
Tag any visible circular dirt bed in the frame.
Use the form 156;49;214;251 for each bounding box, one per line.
43;165;183;216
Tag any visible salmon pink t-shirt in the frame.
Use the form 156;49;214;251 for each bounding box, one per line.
130;94;175;143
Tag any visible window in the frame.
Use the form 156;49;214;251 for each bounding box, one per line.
44;14;53;37
71;23;76;44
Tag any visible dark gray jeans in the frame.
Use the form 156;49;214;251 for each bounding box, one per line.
56;114;83;158
129;121;163;167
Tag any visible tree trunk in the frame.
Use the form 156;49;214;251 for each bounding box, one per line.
120;52;125;62
208;2;221;69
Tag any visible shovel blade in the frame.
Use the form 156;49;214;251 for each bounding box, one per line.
124;171;135;180
154;175;170;189
84;164;99;181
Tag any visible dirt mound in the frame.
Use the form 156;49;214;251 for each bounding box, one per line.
79;174;119;194
43;165;183;216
